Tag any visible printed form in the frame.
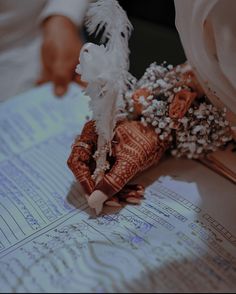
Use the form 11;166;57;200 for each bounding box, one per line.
0;84;236;293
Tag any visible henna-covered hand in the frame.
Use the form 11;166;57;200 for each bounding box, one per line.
68;119;170;214
94;120;170;196
67;86;196;214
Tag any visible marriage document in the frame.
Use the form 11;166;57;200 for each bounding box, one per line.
0;84;236;292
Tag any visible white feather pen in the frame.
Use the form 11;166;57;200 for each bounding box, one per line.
76;0;135;182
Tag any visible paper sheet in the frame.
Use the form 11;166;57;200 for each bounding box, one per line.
0;84;236;293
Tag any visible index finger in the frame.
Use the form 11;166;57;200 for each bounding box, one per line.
52;61;72;96
94;154;140;198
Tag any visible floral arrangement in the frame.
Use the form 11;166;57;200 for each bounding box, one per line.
124;62;232;159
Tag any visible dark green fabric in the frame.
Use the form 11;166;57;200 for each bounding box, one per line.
128;17;186;79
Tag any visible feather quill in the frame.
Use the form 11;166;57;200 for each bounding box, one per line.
76;0;135;182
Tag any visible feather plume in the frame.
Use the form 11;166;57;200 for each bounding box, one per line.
76;0;135;182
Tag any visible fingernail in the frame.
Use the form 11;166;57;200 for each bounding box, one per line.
55;86;65;96
137;190;145;196
105;201;122;207
126;197;141;204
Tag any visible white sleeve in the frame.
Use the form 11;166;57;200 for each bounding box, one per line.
40;0;89;26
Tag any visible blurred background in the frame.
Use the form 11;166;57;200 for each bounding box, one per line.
115;0;186;78
85;0;186;78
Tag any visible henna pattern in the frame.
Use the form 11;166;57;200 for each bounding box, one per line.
95;120;170;197
67;121;97;195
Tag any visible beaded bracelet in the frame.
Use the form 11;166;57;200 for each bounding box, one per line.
124;62;232;159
